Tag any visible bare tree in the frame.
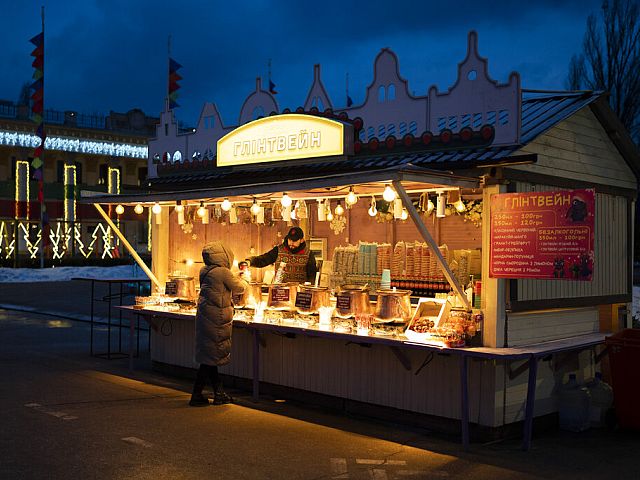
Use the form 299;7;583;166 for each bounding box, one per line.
568;0;640;143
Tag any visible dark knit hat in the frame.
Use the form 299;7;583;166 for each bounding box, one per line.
286;226;304;241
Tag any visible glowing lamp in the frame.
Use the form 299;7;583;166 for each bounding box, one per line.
281;193;292;208
250;199;261;215
345;187;358;206
382;185;396;202
152;203;162;215
221;198;232;211
134;203;144;215
115;204;124;215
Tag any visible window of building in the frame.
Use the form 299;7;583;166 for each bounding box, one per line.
98;163;108;185
378;85;386;102
75;161;83;185
387;84;396;100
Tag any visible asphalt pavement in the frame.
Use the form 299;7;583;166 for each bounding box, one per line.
0;284;639;479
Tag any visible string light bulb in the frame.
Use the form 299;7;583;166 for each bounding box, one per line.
250;198;261;215
345;186;358;206
152;203;162;215
383;185;396;202
221;198;232;211
175;201;184;213
197;202;206;218
335;201;344;216
281;192;292;208
368;196;377;217
134;203;144;215
115;204;124;215
426;198;435;215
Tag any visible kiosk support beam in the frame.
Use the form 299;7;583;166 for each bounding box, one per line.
93;203;162;291
393;180;471;310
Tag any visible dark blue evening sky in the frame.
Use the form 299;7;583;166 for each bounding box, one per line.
1;0;604;128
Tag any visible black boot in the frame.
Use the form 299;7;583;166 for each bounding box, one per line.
190;365;210;406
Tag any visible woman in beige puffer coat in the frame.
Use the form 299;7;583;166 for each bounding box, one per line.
190;241;246;406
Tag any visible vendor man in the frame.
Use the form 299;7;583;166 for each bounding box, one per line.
248;227;318;283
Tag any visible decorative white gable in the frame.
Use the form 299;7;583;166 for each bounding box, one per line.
428;31;520;145
238;78;279;125
303;64;333;112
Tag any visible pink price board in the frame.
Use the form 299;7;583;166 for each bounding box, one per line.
489;189;595;280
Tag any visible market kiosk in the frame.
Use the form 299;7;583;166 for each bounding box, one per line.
81;33;639;449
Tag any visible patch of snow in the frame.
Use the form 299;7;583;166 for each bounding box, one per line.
0;265;148;283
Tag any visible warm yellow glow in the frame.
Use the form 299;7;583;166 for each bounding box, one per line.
290;208;297;220
368;197;377;217
63;164;77;222
281;193;292;208
185;258;194;267
115;204;124;215
152;203;162;215
345;187;358;206
15;161;30;219
175;203;184;213
221;198;232;211
454;199;466;213
197;203;206;217
335;202;344;216
217;114;346;167
107;167;121;195
250;199;261;215
326;210;334;221
134;203;144;215
383;185;396;202
426;199;435;215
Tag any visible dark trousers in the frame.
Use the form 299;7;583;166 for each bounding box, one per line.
193;364;222;395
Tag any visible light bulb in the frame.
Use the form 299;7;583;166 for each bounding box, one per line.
426;199;435;215
185;258;194;267
383;185;396;202
115;204;124;215
281;193;292;208
221;198;232;211
345;187;358;206
335;201;344;216
368;197;377;216
134;203;144;215
400;208;408;220
454;199;466;213
250;199;261;215
197;202;206;217
152;203;162;215
327;211;334;221
175;203;184;213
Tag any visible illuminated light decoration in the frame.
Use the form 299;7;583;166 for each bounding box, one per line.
256;206;265;224
134;203;144;215
174;201;184;213
436;192;446;218
152;203;162;215
250;199;261;216
73;223;90;258
281;193;292;208
400;208;408;221
221;198;232;211
147;208;152;252
426;198;435;215
15;160;30;219
185;258;194;267
197;202;206;218
454;199;466;213
115;204;124;215
107;167;120;195
382;185;396;202
335;201;344;216
326;210;334;222
480;124;494;141
217;114;347;167
345;187;358;206
368;196;377;217
0;130;148;158
18;221;41;258
63;165;77;222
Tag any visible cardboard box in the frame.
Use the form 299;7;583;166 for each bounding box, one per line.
405;298;451;344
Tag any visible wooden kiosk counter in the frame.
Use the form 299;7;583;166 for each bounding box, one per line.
82;32;639;448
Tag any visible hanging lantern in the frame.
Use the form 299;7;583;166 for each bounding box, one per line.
250;199;261;216
335;201;345;216
368;196;377;217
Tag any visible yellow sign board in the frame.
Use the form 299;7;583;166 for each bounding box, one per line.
217;114;348;167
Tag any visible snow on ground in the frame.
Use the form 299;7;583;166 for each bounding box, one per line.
0;265;148;283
